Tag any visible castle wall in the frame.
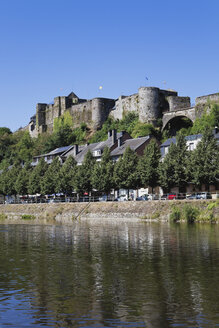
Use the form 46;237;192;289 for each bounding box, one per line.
196;93;219;105
45;104;60;133
138;87;160;123
111;94;139;120
110;87;184;124
167;96;191;112
69;101;93;126
29;87;192;138
92;98;115;129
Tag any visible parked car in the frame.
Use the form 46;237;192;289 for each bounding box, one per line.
99;195;112;202
167;193;177;200
136;194;149;201
114;194;128;201
186;193;198;200
186;192;212;200
197;192;212;199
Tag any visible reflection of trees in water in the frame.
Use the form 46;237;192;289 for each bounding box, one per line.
0;223;219;327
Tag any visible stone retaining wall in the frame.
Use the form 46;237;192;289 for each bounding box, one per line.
0;200;218;224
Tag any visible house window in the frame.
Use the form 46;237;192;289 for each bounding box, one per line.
93;150;101;157
164;147;169;155
188;143;194;151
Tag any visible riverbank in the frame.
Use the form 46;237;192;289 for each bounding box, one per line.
0;199;218;224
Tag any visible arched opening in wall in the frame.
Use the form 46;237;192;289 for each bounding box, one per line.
163;116;193;136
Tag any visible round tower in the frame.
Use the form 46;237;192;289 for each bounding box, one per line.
138;87;160;123
92;98;105;130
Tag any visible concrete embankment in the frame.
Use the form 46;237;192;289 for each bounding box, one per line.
0;199;218;224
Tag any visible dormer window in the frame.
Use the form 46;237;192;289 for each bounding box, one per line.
188;143;194;151
93;150;102;157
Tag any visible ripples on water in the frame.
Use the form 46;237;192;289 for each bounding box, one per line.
0;222;219;327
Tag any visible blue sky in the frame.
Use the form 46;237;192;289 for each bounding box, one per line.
0;0;219;131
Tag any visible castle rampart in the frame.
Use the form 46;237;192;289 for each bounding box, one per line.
29;92;115;137
29;86;219;138
110;87;190;125
196;93;219;105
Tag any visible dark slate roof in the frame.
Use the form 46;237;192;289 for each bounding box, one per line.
161;133;203;148
74;143;100;164
110;136;150;157
61;145;85;158
49;146;73;155
160;130;219;157
68;92;78;99
160;137;176;147
92;132;124;151
34;145;73;159
185;134;202;141
214;132;219;140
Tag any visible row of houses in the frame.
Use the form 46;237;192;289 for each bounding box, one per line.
32;128;219;167
31;130;156;166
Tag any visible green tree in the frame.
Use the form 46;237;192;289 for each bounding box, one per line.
0;128;13;164
188;128;219;189
2;164;21;196
91;147;114;194
138;140;161;193
113;147;139;194
28;158;48;195
40;157;61;195
74;150;95;194
159;134;189;192
159;143;176;191
57;156;77;194
15;164;31;195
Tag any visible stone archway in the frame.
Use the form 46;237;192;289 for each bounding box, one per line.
162;107;196;132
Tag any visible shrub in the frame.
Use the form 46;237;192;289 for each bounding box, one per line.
207;201;219;211
169;206;181;222
21;214;36;220
151;211;160;220
0;213;7;220
183;205;200;223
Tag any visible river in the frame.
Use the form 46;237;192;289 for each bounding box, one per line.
0;221;219;327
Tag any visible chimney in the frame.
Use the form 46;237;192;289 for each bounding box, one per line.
108;130;112;139
86;142;89;147
112;129;117;144
73;144;78;156
118;137;122;147
214;126;219;134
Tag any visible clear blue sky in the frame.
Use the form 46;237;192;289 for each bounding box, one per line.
1;0;219;131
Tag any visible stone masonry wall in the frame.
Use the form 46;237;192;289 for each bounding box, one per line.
0;200;218;223
167;96;191;112
196;93;219;105
29;87;192;137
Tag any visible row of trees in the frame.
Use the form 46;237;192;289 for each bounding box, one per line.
0;129;219;197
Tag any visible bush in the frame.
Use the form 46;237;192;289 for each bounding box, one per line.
0;213;7;220
183;205;200;223
169;206;181;222
207;200;219;210
21;214;36;220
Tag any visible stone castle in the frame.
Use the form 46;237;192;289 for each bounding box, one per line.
28;86;219;137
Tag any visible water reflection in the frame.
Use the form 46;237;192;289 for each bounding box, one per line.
0;222;219;327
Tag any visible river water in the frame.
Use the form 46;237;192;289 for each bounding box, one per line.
0;221;219;328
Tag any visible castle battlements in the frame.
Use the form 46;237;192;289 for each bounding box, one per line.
28;87;218;138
